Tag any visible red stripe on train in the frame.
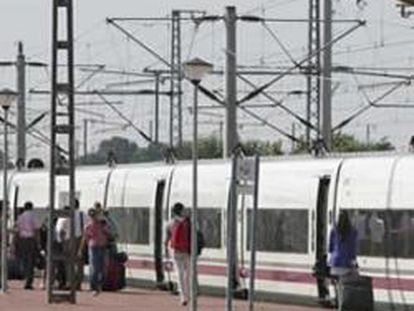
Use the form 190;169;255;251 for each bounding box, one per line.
126;259;414;291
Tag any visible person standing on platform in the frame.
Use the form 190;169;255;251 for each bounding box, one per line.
15;201;40;290
328;210;358;308
74;199;87;289
78;208;110;296
93;201;104;220
55;205;70;289
55;199;86;290
164;202;192;306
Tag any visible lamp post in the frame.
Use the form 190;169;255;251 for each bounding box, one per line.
0;88;17;293
183;58;213;311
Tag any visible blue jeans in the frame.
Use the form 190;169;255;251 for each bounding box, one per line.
89;246;106;291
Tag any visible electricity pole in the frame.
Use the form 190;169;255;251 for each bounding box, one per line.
224;6;238;158
0;42;47;167
307;0;321;149
321;0;333;151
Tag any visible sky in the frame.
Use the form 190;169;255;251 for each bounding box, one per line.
1;0;414;162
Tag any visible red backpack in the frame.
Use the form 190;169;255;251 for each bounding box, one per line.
170;217;191;253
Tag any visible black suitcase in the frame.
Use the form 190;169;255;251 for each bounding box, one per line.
339;274;374;311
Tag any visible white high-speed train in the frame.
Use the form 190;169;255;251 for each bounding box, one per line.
3;153;414;308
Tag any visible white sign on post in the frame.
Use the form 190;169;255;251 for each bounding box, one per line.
238;158;256;181
237;157;256;195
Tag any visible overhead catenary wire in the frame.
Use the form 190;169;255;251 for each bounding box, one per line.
186;19;201;60
18;1;414;158
261;21;299;66
96;91;152;143
106;17;306;144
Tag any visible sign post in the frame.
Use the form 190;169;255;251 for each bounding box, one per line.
248;155;260;311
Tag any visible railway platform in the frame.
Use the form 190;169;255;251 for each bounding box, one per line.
0;281;327;311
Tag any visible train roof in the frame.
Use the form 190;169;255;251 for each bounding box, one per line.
7;150;408;175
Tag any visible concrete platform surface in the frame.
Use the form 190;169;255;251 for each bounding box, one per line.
0;282;327;311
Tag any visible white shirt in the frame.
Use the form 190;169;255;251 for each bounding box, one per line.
16;210;40;238
55;210;86;242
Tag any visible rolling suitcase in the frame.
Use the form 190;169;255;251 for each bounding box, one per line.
103;258;126;291
339;274;374;311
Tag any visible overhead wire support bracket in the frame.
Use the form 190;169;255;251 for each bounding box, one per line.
332;80;409;132
237;20;366;106
95;91;153;144
106;17;224;106
29;88;176;96
237;74;317;132
210;87;304;144
106;18;170;68
106;13;312;145
258;18;363;23
333;66;414;81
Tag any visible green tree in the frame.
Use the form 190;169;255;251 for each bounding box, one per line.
199;136;223;158
333;133;394;152
175;136;222;160
133;143;166;162
79;136;138;165
292;132;395;154
242;139;283;156
175;136;282;159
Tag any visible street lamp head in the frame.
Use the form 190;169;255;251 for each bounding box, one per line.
183;57;213;83
0;88;17;110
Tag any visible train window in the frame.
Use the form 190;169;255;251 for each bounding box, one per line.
182;208;222;249
348;209;414;258
198;208;221;249
108;207;150;245
247;209;308;253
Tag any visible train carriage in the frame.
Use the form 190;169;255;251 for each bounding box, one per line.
2;153;414;309
336;155;414;306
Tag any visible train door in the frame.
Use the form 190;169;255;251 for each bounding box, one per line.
154;180;166;285
314;176;331;300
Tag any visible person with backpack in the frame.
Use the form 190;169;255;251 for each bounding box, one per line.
164;202;192;306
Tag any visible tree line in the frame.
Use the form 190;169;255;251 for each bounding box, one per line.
76;133;395;166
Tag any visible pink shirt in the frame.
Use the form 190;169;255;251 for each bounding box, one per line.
84;220;109;247
16;210;39;238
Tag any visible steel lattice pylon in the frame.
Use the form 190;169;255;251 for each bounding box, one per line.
306;0;321;148
47;0;77;304
170;10;183;147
